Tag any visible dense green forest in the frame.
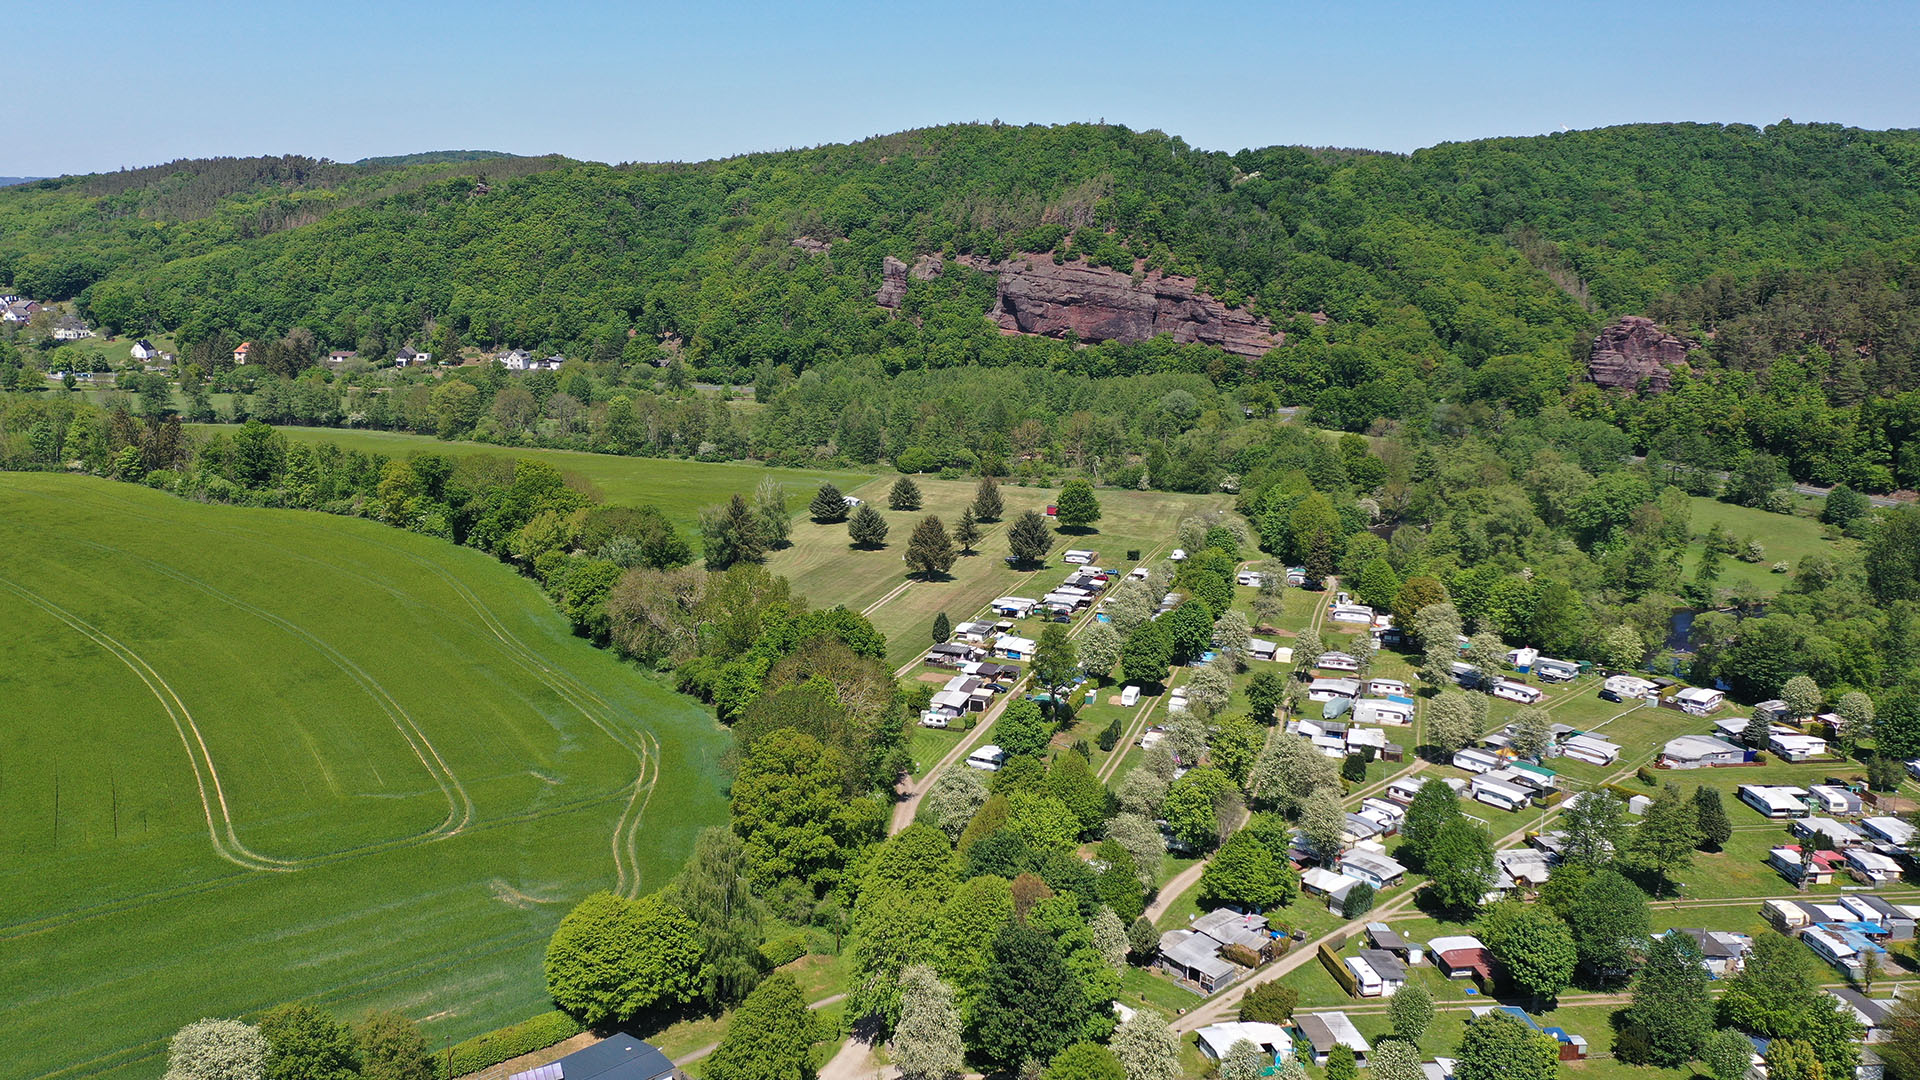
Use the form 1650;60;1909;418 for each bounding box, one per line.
5;121;1920;487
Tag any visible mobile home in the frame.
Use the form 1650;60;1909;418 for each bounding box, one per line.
1491;680;1544;705
1352;699;1413;726
965;745;1007;771
1471;776;1533;811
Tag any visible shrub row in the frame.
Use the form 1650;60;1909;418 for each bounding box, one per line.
446;1011;583;1076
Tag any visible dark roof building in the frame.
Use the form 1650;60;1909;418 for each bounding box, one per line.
508;1034;676;1080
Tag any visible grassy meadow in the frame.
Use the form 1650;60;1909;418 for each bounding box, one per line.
194;425;868;529
0;473;729;1080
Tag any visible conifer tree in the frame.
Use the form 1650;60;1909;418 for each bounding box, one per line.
932;612;951;645
1007;509;1051;565
849;503;889;548
1693;786;1732;851
905;515;956;577
955;506;982;553
890;475;923;511
810;482;849;523
973;476;1004;522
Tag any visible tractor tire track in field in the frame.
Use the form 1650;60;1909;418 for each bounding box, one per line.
0;577;287;873
369;542;661;898
69;539;475;840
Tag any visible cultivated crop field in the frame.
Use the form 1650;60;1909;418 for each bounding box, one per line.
0;474;728;1080
770;474;1229;670
197;425;868;529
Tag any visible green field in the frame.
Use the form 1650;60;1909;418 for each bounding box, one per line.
0;474;729;1080
1680;496;1846;594
193;425;868;530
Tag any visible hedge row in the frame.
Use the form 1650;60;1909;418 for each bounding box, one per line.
446;1011;583;1076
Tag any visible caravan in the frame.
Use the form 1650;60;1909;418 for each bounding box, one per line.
1491;680;1544;705
1471;776;1533;811
965;745;1008;771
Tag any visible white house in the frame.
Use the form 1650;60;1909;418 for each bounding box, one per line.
1739;785;1811;819
1368;678;1411;697
130;339;160;361
1470;776;1533;812
1674;687;1727;715
1452;748;1501;774
1308;678;1362;702
1659;734;1748;768
1339;850;1407;890
965;745;1007;771
52;315;92;340
995;636;1038;661
1490;680;1544;705
1601;675;1658;701
1352;699;1413;726
1770;732;1828;762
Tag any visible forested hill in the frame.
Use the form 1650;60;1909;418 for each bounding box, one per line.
7;121;1920;486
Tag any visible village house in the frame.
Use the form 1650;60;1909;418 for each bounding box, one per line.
1295;1013;1371;1066
1673;686;1727;715
1739;785;1812;819
1660;734;1749;769
233;341;252;364
324;349;356;368
130;339;160;361
498;348;534;370
1664;929;1754;977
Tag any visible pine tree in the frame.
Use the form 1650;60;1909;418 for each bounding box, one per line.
890;475;923;511
955;506;982;554
932;612;951;645
1693;786;1732;851
905;515;956;577
973;476;1004;522
1007;509;1051;565
849;503;890;548
810;482;849;523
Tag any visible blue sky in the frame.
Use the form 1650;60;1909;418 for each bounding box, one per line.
10;0;1918;175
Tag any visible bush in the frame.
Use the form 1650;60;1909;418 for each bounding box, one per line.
1341;755;1367;782
1238;981;1299;1023
1220;943;1262;968
760;934;808;968
1340;883;1375;919
1098;716;1123;753
1635;766;1658;786
446;1012;583;1075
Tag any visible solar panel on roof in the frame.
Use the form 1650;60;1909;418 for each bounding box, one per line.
508;1064;564;1080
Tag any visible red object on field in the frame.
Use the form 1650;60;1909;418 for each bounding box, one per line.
1046;505;1058;516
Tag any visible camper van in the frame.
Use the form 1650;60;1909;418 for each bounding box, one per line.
1491;680;1544;705
1601;675;1657;702
965;745;1008;771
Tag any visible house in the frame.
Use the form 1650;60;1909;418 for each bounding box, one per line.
1491;680;1544;705
1790;817;1865;848
1674;687;1727;715
990;597;1037;618
1471;776;1533;812
1771;732;1829;762
1863;816;1917;847
394;346;432;366
995;636;1038;660
1768;846;1844;886
1318;651;1360;673
1452;748;1501;774
1665;929;1754;977
1534;657;1581;682
504;1032;675;1080
233;341;253;364
1492;848;1556;895
1368;678;1411;697
1156;929;1241;992
1469;1007;1588;1061
324;349;356;368
1196;1022;1294;1062
1845;849;1903;883
964;745;1007;771
1339;850;1406;890
1661;734;1749;768
951;620;995;644
498;348;534;370
1427;935;1492;982
925;643;978;668
1828;989;1896;1041
1295;1013;1371;1066
1062;549;1099;565
1346;949;1409;997
1801;785;1862;816
130;339;160;361
1308;678;1361;703
1329;603;1375;625
1352;699;1413;726
1249;639;1288;663
52;315;92;340
1804;925;1885;979
1601;674;1658;701
1740;785;1811;819
1558;733;1621;766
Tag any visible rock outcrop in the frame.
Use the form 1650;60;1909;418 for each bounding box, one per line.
986;258;1278;360
875;254;946;308
1588;316;1694;393
790;237;833;255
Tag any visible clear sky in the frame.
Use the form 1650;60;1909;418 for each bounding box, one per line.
9;0;1918;176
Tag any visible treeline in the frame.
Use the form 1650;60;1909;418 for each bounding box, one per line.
6;122;1920;481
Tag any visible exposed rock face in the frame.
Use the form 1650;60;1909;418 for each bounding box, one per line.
987;257;1279;360
790;237;833;255
875;254;947;308
1589;315;1693;393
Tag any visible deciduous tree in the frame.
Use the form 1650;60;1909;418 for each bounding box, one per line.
894;965;963;1080
1109;1011;1179;1080
1620;931;1713;1067
1424;818;1496;913
1056;479;1102;529
164;1019;268;1080
974;921;1091;1073
1389;980;1434;1043
1456;1012;1560;1080
259;1004;359;1080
